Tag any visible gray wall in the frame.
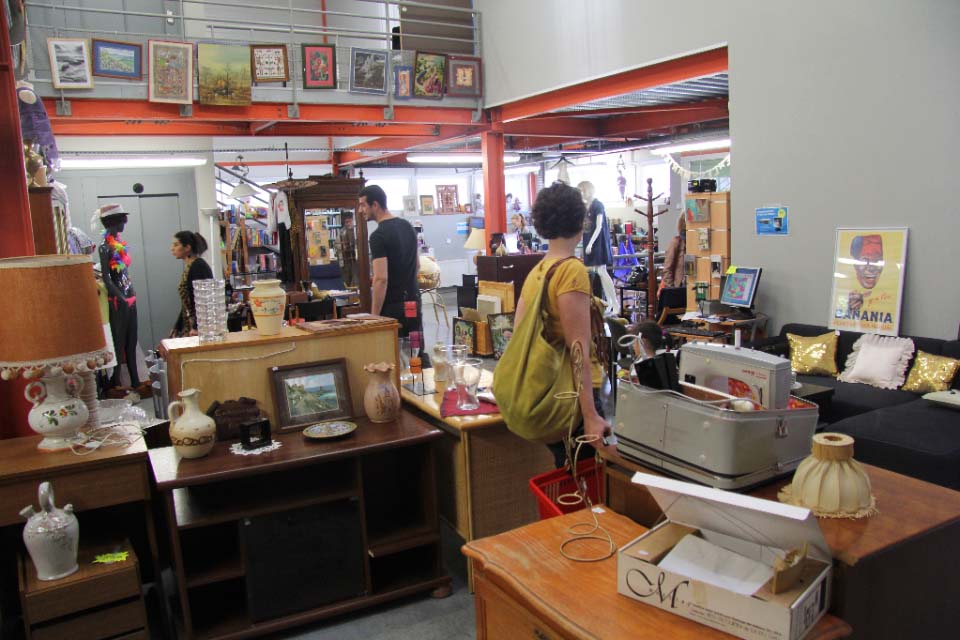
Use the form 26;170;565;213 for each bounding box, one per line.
476;0;960;339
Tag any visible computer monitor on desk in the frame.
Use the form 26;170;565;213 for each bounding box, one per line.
719;267;762;319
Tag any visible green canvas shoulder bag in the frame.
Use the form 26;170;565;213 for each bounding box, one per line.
493;257;581;442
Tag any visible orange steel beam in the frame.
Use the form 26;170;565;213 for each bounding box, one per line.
502;118;600;138
601;102;728;137
525;101;727;120
51;119;456;137
507;135;593;150
482;131;506;248
45;99;477;125
497;47;727;122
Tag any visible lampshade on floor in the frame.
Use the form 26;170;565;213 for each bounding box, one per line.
0;254;111;379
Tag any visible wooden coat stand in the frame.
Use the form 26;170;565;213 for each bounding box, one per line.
287;177;369;311
634;177;667;318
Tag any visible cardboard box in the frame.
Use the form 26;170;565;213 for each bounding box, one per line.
618;473;832;640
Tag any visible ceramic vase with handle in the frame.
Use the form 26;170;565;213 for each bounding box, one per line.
249;279;285;335
168;388;217;459
25;368;89;451
363;362;399;423
20;481;79;581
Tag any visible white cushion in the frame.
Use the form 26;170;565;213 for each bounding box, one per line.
838;334;914;389
923;389;960;410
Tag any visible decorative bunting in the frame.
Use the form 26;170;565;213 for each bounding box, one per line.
661;153;731;179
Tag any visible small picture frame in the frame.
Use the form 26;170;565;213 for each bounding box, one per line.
464;203;473;214
239;418;273;450
419;195;436;215
270;358;352;432
349;47;388;95
414;51;446;99
251;44;289;82
436;185;459;214
48;38;94;89
302;43;337;89
148;40;193;104
402;195;418;216
487;312;515;359
91;39;141;80
446;55;481;97
452;318;477;356
394;64;413;100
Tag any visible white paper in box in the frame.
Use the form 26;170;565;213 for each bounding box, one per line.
617;472;832;640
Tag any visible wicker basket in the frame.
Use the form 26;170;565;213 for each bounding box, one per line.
418;271;441;290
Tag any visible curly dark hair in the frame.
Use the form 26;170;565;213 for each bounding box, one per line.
530;182;586;239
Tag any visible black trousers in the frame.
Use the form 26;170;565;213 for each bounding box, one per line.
109;298;140;387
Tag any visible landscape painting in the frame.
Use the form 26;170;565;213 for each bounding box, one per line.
92;39;141;80
198;43;252;106
271;359;352;430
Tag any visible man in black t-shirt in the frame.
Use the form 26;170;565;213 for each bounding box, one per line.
359;184;423;337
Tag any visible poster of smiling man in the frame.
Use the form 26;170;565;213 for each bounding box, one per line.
829;227;908;336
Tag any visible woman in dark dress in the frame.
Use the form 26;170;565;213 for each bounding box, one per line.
170;230;214;337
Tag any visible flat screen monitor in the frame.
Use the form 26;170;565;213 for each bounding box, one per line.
720;267;762;309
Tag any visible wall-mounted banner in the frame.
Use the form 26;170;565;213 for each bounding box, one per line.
755;206;789;236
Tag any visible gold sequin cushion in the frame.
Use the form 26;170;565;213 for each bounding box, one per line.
902;351;960;393
786;332;838;376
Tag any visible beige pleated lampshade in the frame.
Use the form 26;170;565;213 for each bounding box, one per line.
0;254;109;376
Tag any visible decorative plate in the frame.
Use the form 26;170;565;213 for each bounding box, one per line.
303;421;357;439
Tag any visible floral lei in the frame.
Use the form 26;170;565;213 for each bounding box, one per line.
104;233;131;274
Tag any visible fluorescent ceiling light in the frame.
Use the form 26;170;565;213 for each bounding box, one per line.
407;153;521;164
650;139;731;156
60;157;208;169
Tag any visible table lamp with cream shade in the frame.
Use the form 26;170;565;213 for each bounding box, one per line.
0;255;112;450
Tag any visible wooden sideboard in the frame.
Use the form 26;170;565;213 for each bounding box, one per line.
149;410;449;639
476;254;544;304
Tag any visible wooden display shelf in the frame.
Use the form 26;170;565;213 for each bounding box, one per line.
367;525;439;558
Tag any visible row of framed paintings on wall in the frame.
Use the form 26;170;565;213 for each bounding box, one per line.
47;37;482;104
400;185;474;216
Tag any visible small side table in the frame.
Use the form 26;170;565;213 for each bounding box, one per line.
18;539;148;640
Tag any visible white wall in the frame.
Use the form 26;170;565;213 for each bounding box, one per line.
477;0;960;339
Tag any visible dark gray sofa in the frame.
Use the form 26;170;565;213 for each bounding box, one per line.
756;323;960;490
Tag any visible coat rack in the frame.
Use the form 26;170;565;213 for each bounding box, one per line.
634;178;667;318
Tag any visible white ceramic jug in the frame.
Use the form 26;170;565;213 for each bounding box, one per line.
20;482;79;581
168;388;217;459
249;279;285;335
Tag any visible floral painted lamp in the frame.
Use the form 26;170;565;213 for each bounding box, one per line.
0;255;112;450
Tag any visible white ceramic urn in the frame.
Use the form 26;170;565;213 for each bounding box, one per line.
249;279;286;335
168;388;217;459
20;482;79;581
25;369;89;451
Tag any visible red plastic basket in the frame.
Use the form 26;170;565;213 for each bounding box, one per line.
529;458;604;520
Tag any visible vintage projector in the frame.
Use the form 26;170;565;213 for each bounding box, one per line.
614;343;817;490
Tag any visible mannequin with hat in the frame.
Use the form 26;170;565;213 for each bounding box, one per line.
97;204;141;390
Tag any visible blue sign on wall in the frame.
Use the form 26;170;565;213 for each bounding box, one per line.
755;206;789;236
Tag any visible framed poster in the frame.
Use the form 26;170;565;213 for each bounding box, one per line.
148;40;193;104
446;55;481;97
302;44;336;89
452;318;477;356
394;64;413;100
402;195;417;216
436;185;459;214
47;38;93;89
250;44;289;82
487;312;515;358
198;43;251;106
413;51;445;98
419;195;436;215
829;227;908;336
349;47;387;95
91;39;141;80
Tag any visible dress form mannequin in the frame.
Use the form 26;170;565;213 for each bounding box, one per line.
578;181;619;314
97;205;141;389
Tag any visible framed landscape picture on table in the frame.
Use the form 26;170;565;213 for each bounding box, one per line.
91;39;141;80
349;47;387;95
198;43;252;106
302;44;337;89
250;44;289;82
487;312;515;358
446;55;481;97
47;38;93;89
414;51;445;98
270;358;352;432
452;318;477;356
148;40;193;104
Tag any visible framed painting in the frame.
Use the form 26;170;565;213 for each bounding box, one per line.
487;312;515;359
436;185;459;214
447;55;481;97
91;39;141;80
47;38;93;89
394;64;413;100
419;195;436;215
198;43;251;106
413;51;445;98
270;358;353;432
250;44;289;82
402;195;418;216
452;318;477;356
349;47;388;95
829;227;909;336
148;40;193;104
302;44;337;89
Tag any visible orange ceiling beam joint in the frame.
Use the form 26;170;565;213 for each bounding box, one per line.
496;47;728;123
